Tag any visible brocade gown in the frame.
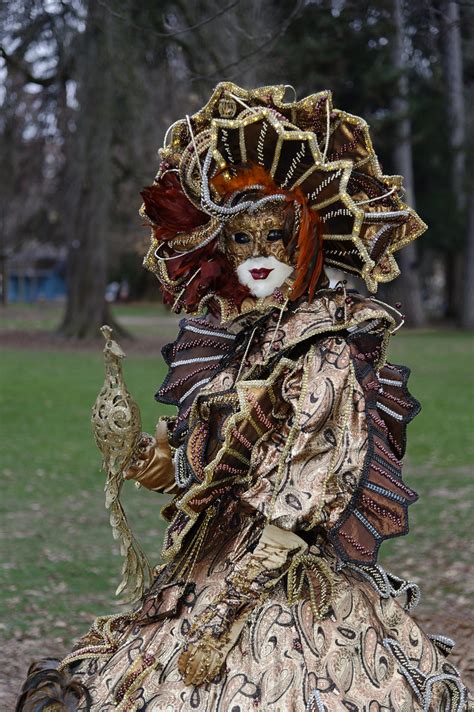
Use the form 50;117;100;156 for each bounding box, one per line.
21;290;472;712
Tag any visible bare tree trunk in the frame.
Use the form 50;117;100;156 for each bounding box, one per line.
462;187;474;328
441;1;466;208
441;1;469;326
58;0;121;338
389;0;426;327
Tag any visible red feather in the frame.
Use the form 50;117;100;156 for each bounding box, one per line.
159;240;250;313
141;173;209;239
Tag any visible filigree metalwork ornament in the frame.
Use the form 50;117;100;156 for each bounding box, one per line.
91;325;152;602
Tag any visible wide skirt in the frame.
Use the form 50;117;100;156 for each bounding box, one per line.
66;548;471;712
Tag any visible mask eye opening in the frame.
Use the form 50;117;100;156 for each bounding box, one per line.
233;232;251;244
267;229;285;243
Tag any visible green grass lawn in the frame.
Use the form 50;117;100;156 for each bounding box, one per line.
387;330;474;470
0;348;174;642
0;328;473;646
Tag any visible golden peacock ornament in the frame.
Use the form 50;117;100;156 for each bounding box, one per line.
91;325;152;602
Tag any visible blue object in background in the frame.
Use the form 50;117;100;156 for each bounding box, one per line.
8;262;67;302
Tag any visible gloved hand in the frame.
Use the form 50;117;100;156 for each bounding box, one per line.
124;418;178;494
178;524;307;686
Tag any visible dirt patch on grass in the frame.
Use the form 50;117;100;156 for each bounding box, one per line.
0;329;169;355
414;610;474;686
383;545;474;615
0;636;67;708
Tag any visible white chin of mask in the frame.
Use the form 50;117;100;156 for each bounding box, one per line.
236;256;293;298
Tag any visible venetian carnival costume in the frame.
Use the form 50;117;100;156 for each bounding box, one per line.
17;83;473;712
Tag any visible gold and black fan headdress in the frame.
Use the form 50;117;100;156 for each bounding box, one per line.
141;82;426;297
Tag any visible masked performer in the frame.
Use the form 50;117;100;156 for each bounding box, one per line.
17;83;472;712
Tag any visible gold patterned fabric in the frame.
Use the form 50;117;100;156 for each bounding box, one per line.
68;543;470;711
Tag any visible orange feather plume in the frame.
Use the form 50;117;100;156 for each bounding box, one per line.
211;164;285;198
290;204;324;302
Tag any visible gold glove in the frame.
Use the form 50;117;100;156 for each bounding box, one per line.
178;524;307;686
124;419;178;494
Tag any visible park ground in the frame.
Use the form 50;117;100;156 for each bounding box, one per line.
1;302;473;705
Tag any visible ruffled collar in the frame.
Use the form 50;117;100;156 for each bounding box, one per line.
192;271;329;329
193;279;295;329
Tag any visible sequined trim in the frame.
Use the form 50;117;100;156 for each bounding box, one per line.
328;320;420;564
344;560;421;611
383;637;468;712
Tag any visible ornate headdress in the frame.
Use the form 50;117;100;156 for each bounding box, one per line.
140;82;426;312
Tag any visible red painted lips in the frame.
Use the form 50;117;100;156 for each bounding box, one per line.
249;268;274;280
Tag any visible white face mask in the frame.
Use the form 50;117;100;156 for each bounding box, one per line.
236;255;293;298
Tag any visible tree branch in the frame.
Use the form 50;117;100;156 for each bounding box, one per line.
189;0;305;81
96;0;242;38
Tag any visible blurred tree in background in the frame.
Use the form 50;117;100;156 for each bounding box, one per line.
0;0;472;336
